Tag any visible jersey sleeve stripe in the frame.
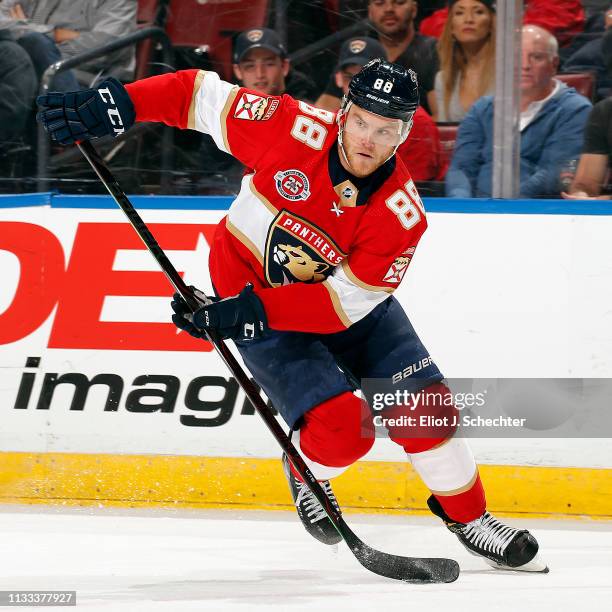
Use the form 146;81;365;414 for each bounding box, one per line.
226;219;264;265
342;260;394;293
220;87;239;154
322;280;353;328
326;265;391;324
187;70;206;130
190;71;238;153
226;175;275;263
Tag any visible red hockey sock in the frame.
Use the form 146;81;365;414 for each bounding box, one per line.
433;472;486;524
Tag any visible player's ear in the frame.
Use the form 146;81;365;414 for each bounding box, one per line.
232;63;243;83
281;59;290;78
335;71;343;90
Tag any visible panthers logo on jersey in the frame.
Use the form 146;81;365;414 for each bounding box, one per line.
264;211;346;286
272;244;329;283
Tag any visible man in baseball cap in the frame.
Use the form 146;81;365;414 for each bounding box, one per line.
315;36;442;182
335;37;387;92
315;37;386;111
232;28;289;96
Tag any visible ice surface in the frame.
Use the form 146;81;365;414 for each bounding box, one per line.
0;506;610;611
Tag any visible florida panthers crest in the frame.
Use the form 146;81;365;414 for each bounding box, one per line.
264;211;347;287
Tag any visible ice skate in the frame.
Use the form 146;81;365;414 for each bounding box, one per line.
428;495;549;572
282;454;342;545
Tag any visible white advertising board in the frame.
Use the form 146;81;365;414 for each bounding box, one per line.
1;202;611;467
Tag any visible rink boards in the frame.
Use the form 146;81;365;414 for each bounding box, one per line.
1;193;611;518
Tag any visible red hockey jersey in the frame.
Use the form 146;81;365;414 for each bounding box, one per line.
125;70;428;334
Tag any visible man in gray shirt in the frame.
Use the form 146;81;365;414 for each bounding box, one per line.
1;1;136;90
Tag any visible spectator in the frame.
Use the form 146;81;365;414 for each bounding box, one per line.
233;28;289;96
369;0;439;112
559;5;607;64
582;0;610;20
233;28;317;102
562;97;612;199
200;28;318;191
315;36;443;181
562;4;612;100
432;0;496;122
315;37;387;111
0;1;136;91
0;29;36;142
319;1;438;114
446;25;592;198
604;22;612;94
421;0;585;46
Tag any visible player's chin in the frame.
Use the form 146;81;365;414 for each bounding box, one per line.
348;160;372;177
351;154;382;177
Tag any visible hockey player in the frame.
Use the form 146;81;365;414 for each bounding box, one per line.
37;59;547;573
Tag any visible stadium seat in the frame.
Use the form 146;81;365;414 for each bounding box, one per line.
138;0;160;24
164;0;270;81
436;123;459;177
557;72;595;101
134;0;164;80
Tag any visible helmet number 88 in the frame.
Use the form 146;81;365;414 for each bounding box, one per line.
373;79;393;93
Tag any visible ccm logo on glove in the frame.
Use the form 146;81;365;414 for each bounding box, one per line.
36;77;136;145
98;87;126;136
171;284;268;343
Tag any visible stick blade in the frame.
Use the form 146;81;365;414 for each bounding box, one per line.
349;538;460;584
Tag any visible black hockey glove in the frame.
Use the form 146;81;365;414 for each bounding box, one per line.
171;283;268;342
36;77;136;145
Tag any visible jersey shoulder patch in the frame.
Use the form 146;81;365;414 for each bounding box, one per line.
233;91;280;121
382;247;416;284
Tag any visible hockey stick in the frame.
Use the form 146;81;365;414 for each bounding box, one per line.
77;139;460;584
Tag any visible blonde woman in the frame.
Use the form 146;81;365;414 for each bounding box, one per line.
431;0;496;122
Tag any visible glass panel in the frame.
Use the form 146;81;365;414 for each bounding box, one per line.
1;1;608;199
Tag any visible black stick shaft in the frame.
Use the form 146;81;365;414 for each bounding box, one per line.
77;140;460;584
77;140;343;523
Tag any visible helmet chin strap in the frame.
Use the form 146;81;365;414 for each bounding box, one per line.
337;98;415;170
337;100;353;170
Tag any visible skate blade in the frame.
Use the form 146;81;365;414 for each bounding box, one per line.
486;552;549;573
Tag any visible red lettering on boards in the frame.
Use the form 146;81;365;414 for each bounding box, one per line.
0;221;217;351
